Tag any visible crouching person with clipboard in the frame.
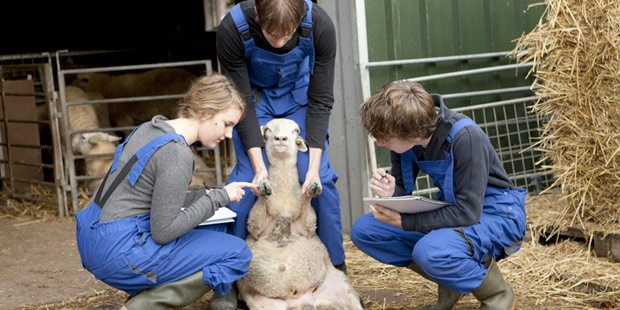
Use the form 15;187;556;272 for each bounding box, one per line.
75;74;257;310
350;81;527;310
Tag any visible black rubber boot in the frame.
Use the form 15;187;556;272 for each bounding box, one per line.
123;271;211;310
407;263;463;310
472;259;516;310
334;261;348;274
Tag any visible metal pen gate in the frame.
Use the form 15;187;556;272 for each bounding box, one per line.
0;53;69;216
359;51;554;198
56;58;223;213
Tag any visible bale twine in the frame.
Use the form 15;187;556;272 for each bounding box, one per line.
511;0;620;234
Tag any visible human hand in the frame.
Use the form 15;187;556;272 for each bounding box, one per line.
301;171;322;199
224;182;257;203
251;169;269;196
369;204;402;228
369;169;395;198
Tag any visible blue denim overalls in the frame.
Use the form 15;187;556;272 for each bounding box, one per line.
225;0;344;266
351;118;527;294
75;131;252;296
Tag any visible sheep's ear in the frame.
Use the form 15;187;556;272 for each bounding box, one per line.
261;125;270;142
106;134;122;142
296;136;308;152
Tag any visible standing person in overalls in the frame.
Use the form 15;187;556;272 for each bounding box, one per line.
75;74;257;310
215;0;344;308
351;81;527;309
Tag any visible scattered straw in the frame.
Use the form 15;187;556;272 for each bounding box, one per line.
3;187;619;309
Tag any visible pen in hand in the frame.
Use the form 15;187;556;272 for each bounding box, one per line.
203;182;214;194
370;169;395;198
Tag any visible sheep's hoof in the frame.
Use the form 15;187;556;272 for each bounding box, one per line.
260;181;272;196
309;182;322;198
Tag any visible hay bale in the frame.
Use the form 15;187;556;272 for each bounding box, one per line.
511;0;620;233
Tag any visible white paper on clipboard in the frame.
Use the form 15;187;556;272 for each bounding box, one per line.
199;207;237;225
363;196;449;214
181;206;237;226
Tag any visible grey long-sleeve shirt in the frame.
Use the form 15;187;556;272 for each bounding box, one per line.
98;115;231;244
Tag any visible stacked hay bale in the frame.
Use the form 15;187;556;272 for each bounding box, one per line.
512;0;620;234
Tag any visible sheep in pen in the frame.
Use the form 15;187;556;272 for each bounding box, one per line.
66;68;217;194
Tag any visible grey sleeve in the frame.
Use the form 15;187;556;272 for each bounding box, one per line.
148;145;231;244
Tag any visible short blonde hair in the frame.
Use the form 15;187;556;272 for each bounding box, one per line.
177;73;245;121
255;0;305;37
360;81;438;141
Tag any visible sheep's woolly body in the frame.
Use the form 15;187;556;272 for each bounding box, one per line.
237;118;363;310
66;86;98;132
75;68;195;134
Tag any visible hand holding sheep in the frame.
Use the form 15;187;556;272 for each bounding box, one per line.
251;168;269;196
301;147;324;199
301;173;322;198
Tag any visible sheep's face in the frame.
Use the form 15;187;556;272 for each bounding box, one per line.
262;119;308;161
72;132;121;155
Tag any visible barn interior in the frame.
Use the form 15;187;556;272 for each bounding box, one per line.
0;0;234;214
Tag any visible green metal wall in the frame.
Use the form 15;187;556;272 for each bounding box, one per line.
365;0;546;172
365;0;544;92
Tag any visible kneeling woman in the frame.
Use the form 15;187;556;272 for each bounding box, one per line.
75;74;256;309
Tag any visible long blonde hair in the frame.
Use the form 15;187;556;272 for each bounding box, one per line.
177;73;245;121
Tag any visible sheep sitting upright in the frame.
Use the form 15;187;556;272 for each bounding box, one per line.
237;118;363;310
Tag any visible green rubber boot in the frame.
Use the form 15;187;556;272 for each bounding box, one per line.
123;271;211;310
407;263;463;310
472;259;516;310
208;285;238;310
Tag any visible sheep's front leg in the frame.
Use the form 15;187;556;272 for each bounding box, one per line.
291;201;317;237
247;199;276;240
260;180;273;196
307;181;322;197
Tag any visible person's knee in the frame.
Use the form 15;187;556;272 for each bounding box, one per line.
412;237;449;273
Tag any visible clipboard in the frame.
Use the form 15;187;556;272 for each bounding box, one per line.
199;207;237;225
181;206;237;226
363;196;449;214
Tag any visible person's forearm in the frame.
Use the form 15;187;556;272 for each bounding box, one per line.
308;147;322;175
248;147;267;173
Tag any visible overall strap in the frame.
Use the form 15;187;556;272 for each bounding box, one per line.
93;155;138;207
400;149;416;194
93;132;185;207
231;4;252;43
447;118;477;144
110;125;141;173
300;0;315;73
128;133;185;186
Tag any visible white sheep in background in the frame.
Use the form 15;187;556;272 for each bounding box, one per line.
73;68;196;134
80;132;120;193
64;85;121;192
65;85;105;152
237;118;364;310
